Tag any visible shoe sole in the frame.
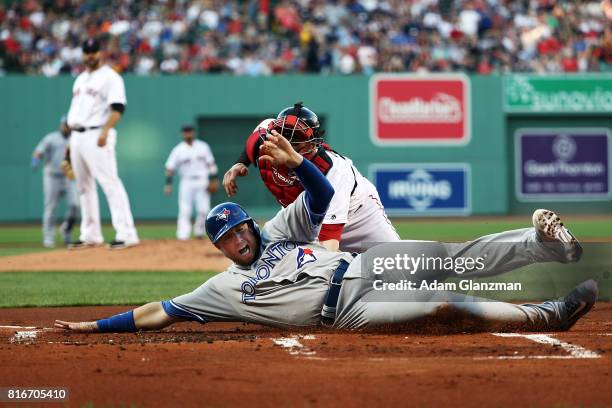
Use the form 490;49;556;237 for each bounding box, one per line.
532;209;583;261
67;243;100;250
107;243;139;250
563;279;598;331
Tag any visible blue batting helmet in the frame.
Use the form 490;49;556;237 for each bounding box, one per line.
206;202;260;244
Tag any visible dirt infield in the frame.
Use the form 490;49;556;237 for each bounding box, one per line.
0;304;610;407
0;240;231;272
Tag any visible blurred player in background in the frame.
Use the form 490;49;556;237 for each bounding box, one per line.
66;38;139;250
164;124;219;240
31;115;79;248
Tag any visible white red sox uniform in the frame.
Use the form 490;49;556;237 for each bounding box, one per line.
163;192;574;330
67;64;139;245
323;150;399;252
251;119;400;253
165;140;218;240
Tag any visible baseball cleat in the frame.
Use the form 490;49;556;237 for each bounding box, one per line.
67;240;99;250
559;279;598;331
532;209;583;262
108;240;139;250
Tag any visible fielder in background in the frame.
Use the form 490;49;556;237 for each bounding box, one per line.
66;38;139;250
31;115;79;248
223;102;399;253
164;125;219;240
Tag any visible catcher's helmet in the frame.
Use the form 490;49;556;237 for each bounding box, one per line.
205;202;260;244
269;102;324;148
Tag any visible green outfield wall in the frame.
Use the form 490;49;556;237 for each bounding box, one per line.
1;74;610;222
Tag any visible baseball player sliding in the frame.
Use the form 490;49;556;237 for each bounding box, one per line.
56;132;597;334
164;125;219;240
223;102;399;253
31;115;79;247
65;38;139;250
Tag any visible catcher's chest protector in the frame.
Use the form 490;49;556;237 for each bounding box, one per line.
258;147;333;207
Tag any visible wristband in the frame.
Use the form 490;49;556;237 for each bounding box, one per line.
165;175;173;185
96;310;137;333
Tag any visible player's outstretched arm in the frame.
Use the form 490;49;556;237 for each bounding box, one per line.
54;302;185;333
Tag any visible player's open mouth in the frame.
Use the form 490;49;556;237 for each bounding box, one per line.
239;245;250;255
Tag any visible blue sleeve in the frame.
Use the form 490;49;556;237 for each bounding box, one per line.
161;300;210;324
293;158;334;220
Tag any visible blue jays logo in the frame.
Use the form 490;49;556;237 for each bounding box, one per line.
216;208;231;221
296;247;317;268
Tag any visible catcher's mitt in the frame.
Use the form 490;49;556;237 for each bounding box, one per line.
61;159;75;180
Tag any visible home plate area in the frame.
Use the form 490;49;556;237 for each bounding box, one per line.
0;305;610;407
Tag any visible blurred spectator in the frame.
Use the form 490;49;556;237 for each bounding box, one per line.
0;0;610;76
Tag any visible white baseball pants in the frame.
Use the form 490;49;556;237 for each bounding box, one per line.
177;178;211;240
70;128;139;244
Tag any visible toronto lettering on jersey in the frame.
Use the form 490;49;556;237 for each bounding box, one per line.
240;241;298;302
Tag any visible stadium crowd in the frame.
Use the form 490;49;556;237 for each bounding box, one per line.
0;0;611;76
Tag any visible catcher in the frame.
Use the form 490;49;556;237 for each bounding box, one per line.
223;102;400;254
56;131;596;334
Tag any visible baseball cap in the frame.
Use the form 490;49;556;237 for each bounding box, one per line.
181;124;195;132
82;38;101;53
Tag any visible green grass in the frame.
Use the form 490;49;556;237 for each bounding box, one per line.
0;223;177;245
0;223;180;257
0;271;215;307
0;247;55;257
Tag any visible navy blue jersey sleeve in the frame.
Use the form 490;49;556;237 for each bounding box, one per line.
293;158;334;225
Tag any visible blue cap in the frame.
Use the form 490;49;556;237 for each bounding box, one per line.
205;202;260;244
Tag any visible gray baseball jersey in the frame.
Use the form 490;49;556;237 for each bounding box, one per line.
33;130;79;247
34;131;69;176
167;197;571;331
170;193;353;328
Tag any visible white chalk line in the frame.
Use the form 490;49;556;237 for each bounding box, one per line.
1;325;54;331
0;325;39;330
489;333;600;360
271;334;323;358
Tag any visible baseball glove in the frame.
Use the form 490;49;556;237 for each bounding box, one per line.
61;159;75;180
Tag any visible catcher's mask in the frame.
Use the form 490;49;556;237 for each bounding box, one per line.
267;102;324;157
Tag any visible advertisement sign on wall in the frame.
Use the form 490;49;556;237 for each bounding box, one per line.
504;76;612;113
370;74;471;145
515;129;611;201
370;164;471;215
